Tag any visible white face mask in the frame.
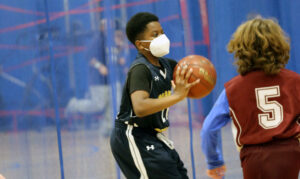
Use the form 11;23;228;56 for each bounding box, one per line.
140;34;170;57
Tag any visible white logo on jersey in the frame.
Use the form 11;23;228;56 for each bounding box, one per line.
154;76;159;81
160;68;167;79
146;145;155;151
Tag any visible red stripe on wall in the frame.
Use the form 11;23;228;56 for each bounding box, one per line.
179;0;195;54
198;0;210;46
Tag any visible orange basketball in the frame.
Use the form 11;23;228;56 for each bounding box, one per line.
173;55;217;99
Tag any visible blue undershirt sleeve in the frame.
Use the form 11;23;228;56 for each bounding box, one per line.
201;89;231;170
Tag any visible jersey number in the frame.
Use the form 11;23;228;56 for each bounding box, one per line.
255;86;283;129
161;108;169;123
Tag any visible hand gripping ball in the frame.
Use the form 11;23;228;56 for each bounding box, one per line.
173;55;217;99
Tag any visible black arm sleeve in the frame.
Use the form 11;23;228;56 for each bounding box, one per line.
167;59;178;73
128;64;152;94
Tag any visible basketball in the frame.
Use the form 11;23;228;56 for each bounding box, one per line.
173;55;217;99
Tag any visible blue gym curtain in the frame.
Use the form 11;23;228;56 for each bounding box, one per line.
0;0;299;178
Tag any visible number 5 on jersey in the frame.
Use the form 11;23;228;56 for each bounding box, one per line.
255;86;283;129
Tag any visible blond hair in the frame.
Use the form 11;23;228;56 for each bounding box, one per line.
227;17;290;75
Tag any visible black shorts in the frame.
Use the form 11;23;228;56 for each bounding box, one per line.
110;120;188;179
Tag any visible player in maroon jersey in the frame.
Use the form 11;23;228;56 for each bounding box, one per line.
201;17;300;179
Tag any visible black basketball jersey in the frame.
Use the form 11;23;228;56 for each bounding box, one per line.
116;53;175;131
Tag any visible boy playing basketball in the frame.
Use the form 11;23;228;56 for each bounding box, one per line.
110;12;199;178
201;17;300;179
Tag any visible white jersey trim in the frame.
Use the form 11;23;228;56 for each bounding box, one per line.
230;107;243;151
126;125;149;179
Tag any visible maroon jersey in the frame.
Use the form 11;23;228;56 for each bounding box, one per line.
225;69;300;147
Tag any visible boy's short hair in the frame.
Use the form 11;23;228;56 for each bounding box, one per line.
126;12;159;45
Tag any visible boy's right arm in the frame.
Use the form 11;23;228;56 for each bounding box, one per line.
201;89;231;178
131;65;199;117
